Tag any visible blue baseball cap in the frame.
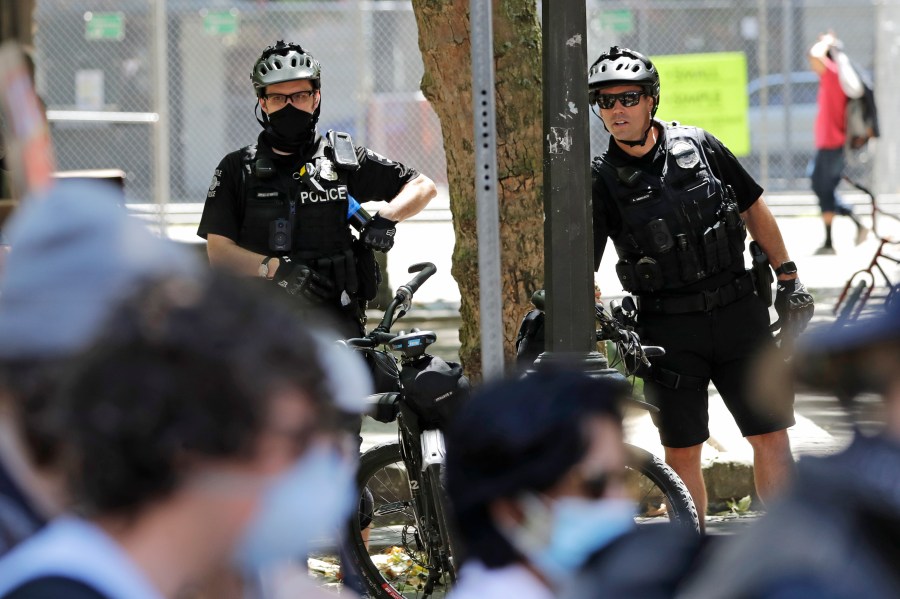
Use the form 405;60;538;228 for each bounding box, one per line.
445;370;626;515
799;302;900;357
0;180;200;359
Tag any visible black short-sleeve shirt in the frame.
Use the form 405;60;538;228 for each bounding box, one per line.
197;136;419;243
592;123;763;270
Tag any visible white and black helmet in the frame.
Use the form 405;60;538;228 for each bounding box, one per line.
588;46;660;116
251;41;321;97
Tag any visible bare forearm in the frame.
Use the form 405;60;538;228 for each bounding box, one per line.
207;234;275;277
376;174;437;222
742;197;797;280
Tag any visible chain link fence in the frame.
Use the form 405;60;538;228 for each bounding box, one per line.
33;0;447;209
587;0;900;194
31;0;900;211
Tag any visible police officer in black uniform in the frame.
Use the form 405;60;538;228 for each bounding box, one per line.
198;41;436;337
588;47;814;528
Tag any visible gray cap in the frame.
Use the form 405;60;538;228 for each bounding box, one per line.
0;179;200;359
312;330;371;414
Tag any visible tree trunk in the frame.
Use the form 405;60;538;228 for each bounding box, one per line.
0;0;35;45
411;0;544;381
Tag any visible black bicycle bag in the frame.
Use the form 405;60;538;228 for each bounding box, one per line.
400;354;470;430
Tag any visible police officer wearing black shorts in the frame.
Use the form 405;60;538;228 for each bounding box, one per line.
588;47;815;528
198;41;436;337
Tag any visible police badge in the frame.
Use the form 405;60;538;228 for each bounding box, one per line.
318;158;338;181
671;141;700;169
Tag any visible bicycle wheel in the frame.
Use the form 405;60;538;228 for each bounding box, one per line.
837;279;868;323
349;442;453;599
625;444;700;534
423;463;459;585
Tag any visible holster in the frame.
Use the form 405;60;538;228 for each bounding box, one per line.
353;239;381;301
749;241;774;307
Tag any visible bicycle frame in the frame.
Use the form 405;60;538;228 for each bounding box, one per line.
833;177;900;321
348;262;459;597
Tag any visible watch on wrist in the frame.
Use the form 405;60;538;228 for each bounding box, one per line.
774;260;797;276
258;256;275;278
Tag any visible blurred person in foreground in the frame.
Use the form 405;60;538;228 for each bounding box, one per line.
679;309;900;598
445;370;701;599
0;179;200;557
0;269;368;598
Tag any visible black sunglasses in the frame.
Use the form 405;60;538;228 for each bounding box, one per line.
590;90;646;110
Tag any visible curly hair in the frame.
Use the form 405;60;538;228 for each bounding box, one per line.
56;272;336;517
0;358;71;468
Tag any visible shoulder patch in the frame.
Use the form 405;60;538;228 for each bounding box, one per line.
365;149;393;166
207;170;222;198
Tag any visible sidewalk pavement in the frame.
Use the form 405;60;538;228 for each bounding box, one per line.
167;195;895;506
359;209;898;507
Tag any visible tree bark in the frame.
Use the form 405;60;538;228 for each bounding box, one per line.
411;0;544;380
0;0;35;45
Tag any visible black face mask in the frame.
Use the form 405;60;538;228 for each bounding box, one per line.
259;103;318;153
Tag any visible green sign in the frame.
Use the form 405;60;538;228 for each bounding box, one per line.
84;12;124;41
597;10;634;34
652;52;750;156
203;9;239;36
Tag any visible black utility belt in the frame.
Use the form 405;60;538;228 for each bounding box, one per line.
636;271;754;314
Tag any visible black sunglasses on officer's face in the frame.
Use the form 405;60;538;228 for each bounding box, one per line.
590;90;646;110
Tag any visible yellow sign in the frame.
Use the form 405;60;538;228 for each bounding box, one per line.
652;52;749;156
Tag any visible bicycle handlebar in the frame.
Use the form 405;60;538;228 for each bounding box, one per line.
362;262;438;343
402;262;437;296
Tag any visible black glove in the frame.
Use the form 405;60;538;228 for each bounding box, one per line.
361;214;397;252
773;278;815;339
273;257;334;303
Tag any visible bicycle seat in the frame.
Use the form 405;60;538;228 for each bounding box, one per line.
389;330;437;357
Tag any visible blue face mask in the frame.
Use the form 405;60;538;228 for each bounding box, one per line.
233;443;357;573
497;493;636;585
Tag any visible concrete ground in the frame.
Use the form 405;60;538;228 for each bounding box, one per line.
357;194;900;516
166;188;897;516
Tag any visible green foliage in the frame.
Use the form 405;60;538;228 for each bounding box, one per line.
719;494;753;515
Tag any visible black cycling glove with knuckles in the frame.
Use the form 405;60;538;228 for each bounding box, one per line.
773;278;815;339
362;214;397;252
273;256;334;304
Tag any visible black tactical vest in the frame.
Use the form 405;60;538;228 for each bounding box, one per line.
239;134;363;300
594;123;747;294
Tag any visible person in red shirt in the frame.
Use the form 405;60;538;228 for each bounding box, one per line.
808;32;868;255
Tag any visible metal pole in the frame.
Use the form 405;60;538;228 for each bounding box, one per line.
757;0;769;187
354;0;371;143
538;0;607;370
782;0;793;179
470;0;505;380
153;0;170;236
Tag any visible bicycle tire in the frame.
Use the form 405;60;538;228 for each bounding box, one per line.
349;442;453;599
423;463;459;585
625;444;701;534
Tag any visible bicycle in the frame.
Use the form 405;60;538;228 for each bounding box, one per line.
345;262;464;599
833;176;900;322
518;292;701;533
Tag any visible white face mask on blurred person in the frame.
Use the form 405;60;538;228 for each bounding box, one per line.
496;492;636;584
233;442;357;572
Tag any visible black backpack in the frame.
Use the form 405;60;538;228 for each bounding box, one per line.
514;308;545;370
846;63;879;150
